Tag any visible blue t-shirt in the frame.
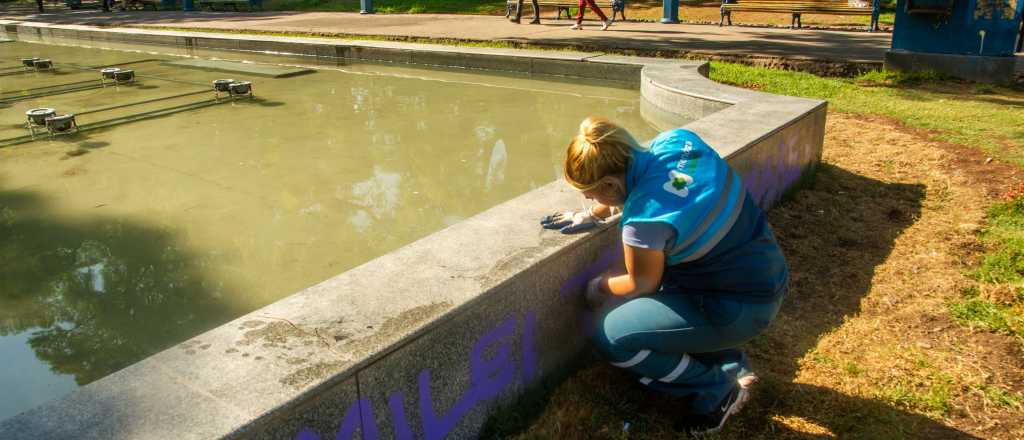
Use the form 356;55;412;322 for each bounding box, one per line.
622;222;676;251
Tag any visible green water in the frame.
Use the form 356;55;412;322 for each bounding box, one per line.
0;38;660;421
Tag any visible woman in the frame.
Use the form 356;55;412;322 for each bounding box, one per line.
570;0;611;30
542;117;789;433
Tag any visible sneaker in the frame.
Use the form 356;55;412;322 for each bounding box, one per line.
686;385;750;435
601;20;610;30
738;373;758;390
570;23;583;30
529;18;541;24
509;17;520;23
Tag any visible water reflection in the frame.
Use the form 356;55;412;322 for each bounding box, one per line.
0;187;238;388
485;139;508;191
348;166;402;227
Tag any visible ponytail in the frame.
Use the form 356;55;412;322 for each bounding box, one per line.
563;116;643;190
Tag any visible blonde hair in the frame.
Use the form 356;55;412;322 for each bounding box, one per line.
563;116;643;190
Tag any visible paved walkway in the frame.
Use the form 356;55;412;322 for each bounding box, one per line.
1;9;892;63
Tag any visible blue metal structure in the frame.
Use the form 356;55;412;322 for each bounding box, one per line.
893;0;1024;57
662;0;680;23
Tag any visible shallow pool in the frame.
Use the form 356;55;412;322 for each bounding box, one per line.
0;37;661;421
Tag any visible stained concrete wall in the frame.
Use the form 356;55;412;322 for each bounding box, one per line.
0;22;825;440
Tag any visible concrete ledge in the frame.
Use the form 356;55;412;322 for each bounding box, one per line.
884;49;1019;85
0;22;825;440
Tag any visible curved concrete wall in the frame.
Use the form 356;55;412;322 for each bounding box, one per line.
0;22;825;440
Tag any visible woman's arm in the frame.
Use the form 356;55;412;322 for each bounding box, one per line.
589;203;615;220
600;244;665;297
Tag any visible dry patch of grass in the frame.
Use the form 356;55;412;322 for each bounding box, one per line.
486;113;1024;439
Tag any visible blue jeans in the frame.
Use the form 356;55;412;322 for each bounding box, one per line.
592;289;785;414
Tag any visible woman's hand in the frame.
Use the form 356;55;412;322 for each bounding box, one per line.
585;276;608;308
584;246;665;309
540;210;597;234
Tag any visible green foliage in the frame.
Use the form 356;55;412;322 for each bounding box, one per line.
977;384;1024;408
950;190;1024;339
854;68;950;86
949;297;1024;338
842;361;865;376
880;374;954;416
976;196;1024;293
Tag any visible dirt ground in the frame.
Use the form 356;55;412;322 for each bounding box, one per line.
494;112;1024;439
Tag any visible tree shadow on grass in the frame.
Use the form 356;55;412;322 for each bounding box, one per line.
0;177;241;387
483;164;981;438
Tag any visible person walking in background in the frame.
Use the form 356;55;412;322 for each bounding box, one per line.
571;0;611;30
35;0;44;12
510;0;541;24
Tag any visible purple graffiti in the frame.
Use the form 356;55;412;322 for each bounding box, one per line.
521;312;537;383
297;312;537;440
421;316;516;440
387;392;415;440
740;126;814;210
559;246;623;298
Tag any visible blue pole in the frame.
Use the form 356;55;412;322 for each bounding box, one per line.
182;0;194;11
360;0;373;14
661;0;679;23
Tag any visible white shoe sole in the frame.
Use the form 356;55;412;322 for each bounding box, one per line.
738;373;759;390
705;387;750;434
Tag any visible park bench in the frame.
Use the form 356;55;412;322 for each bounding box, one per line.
125;0;161;10
720;0;880;31
197;0;262;11
505;0;626;22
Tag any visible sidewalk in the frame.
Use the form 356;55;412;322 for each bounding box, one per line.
0;9;892;65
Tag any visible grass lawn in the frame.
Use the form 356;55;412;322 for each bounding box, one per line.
485;65;1024;439
950;189;1024;341
711;64;1024;167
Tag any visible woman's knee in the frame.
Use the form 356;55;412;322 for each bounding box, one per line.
591;301;645;356
592;297;689;355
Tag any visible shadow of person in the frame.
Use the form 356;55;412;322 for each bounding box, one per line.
484;163;980;438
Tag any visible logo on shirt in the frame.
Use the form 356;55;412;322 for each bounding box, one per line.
663;170;693;198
